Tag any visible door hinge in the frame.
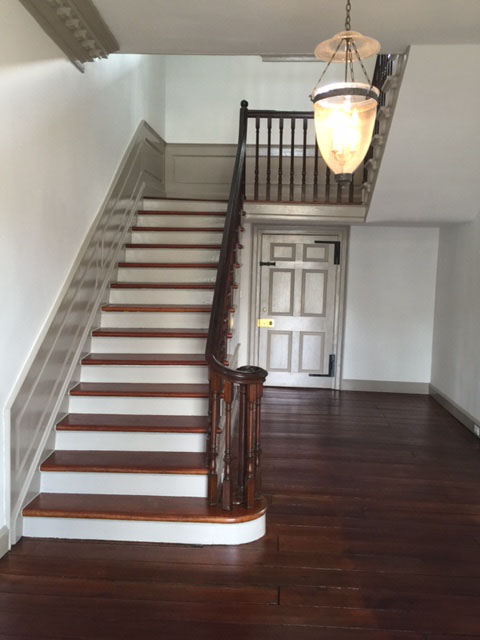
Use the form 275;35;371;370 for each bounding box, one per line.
314;240;341;265
309;354;336;378
259;261;276;266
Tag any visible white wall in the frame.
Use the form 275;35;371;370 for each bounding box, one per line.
343;226;439;383
368;45;480;225
0;1;166;534
431;213;480;421
164;55;374;144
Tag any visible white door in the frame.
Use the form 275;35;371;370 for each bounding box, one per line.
256;232;342;388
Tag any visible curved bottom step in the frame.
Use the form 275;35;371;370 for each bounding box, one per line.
23;494;267;545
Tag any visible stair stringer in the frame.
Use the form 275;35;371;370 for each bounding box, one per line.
8;121;166;545
362;52;408;212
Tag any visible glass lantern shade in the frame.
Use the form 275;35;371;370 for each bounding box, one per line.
312;82;379;182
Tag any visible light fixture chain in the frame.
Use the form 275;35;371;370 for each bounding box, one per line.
351;39;372;85
345;0;352;31
311;36;345;98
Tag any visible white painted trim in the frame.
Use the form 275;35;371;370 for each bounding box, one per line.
40;472;208;498
6;121;166;543
342;379;430;394
243;201;366;225
0;526;9;559
430;384;480;436
23;513;266;545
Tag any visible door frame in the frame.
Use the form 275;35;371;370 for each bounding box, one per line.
249;224;349;389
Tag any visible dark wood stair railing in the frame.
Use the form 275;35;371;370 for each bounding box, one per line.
245;108;362;204
206;100;268;511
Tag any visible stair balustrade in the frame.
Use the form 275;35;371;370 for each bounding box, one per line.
244;108;362;204
206;101;267;511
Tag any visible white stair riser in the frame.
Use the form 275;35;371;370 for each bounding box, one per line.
69;396;209;415
125;248;220;263
55;430;206;452
100;312;210;329
91;336;207;354
80;365;208;384
40;471;208;497
109;288;213;305
130;230;223;244
142;199;226;213
23;515;266;545
117;267;217;283
136;214;224;228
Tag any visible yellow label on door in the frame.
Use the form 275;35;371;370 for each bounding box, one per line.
257;318;275;328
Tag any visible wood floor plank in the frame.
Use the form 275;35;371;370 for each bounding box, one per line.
2;388;480;637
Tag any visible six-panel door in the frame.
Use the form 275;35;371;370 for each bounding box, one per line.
258;233;340;388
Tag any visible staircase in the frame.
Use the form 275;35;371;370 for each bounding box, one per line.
22;199;266;545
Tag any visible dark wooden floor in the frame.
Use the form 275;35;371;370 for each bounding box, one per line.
1;388;480;639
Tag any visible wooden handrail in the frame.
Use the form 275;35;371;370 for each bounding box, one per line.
206;100;268;511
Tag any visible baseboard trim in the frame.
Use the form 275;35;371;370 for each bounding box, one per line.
429;385;480;437
341;379;430;394
0;526;9;559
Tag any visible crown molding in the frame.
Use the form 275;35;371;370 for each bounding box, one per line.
19;0;119;72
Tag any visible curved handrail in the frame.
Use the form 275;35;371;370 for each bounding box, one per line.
205;100;267;386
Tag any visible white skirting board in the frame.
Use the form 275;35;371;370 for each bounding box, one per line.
341;379;430;394
23;514;266;545
0;526;9;559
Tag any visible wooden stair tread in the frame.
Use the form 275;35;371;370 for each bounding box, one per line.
131;227;223;232
23;493;266;523
92;327;208;338
125;244;221;249
70;382;210;397
118;262;218;269
57;413;209;433
110;282;215;289
101;304;211;313
81;353;207;366
40;451;208;474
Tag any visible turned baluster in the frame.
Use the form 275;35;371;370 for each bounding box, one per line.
254;117;260;200
313;139;319;202
278;117;284;201
301;117;307;201
221;380;233;510
266;116;272;201
254;382;263;498
208;373;221;504
289;117;296;201
237;382;247;503
245;383;257;509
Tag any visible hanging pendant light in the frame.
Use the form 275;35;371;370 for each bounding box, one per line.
311;1;381;183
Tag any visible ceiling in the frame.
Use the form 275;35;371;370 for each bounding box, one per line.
94;0;480;56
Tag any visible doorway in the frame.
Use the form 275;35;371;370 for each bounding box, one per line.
250;227;348;388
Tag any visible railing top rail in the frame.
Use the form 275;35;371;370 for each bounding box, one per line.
247;109;313;119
